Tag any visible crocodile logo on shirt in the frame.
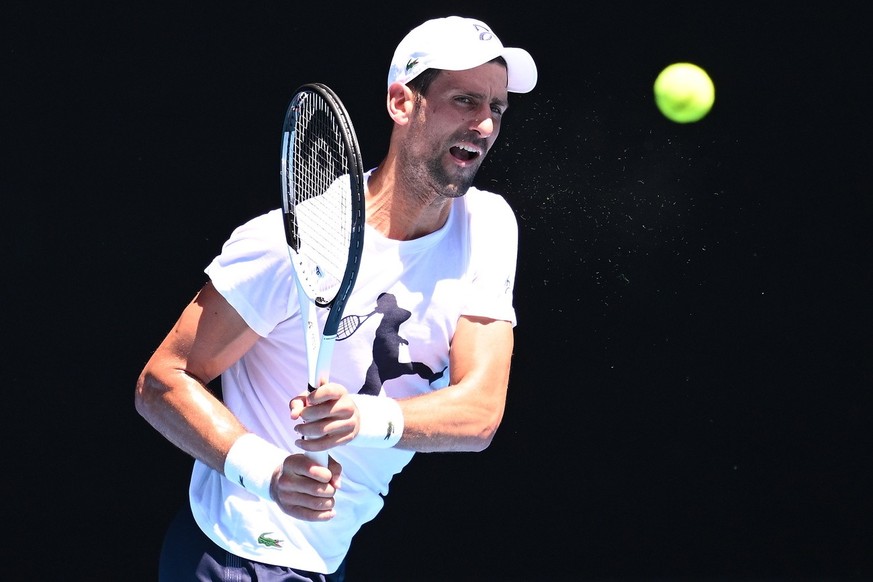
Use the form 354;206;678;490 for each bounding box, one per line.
258;532;283;548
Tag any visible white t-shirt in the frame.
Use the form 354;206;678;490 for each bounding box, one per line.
190;180;518;573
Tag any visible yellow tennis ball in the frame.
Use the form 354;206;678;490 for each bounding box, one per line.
654;63;715;123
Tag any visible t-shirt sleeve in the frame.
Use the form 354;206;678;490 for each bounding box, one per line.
462;193;519;327
204;209;297;337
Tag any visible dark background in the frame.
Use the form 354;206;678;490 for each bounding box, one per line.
5;2;871;580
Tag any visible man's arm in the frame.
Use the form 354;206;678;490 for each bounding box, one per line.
135;281;340;521
135;281;259;471
395;315;514;452
292;315;513;454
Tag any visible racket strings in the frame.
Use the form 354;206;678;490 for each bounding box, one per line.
291;92;355;301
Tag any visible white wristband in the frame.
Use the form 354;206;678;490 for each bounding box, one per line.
349;394;404;448
223;433;289;501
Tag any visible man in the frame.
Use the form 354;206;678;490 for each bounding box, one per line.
136;15;537;581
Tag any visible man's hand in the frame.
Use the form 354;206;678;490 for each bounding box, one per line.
270;454;343;521
289;383;361;451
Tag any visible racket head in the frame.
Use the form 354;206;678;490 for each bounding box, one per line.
280;83;365;334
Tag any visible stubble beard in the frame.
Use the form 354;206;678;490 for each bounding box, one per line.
422;152;478;199
401;119;483;201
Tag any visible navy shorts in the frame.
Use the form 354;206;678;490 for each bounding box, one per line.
159;503;346;582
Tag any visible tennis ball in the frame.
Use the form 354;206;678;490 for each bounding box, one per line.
653;62;715;123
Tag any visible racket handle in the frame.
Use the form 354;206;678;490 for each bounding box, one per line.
305;338;336;470
303;383;328;467
305;450;329;467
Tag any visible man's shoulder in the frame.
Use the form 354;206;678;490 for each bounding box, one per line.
463;186;516;217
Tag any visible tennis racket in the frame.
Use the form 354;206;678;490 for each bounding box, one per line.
280;83;365;467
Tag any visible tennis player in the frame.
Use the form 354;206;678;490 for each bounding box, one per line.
136;15;537;581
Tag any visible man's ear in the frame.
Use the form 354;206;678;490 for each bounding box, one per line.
386;82;415;125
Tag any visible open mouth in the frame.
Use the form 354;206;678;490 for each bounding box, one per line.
450;144;482;162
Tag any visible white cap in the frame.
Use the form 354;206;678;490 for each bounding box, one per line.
387;16;538;94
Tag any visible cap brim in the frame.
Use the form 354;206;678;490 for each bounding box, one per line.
503;47;538;93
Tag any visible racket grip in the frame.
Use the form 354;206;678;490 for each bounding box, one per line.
305;450;329;467
301;382;330;468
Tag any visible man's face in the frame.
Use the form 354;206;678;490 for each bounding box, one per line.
400;61;509;199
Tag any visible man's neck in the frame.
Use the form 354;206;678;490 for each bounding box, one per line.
365;159;453;241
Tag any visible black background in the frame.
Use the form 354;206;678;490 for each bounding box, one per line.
5;2;871;580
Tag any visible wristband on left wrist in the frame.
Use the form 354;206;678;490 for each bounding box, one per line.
348;394;404;448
